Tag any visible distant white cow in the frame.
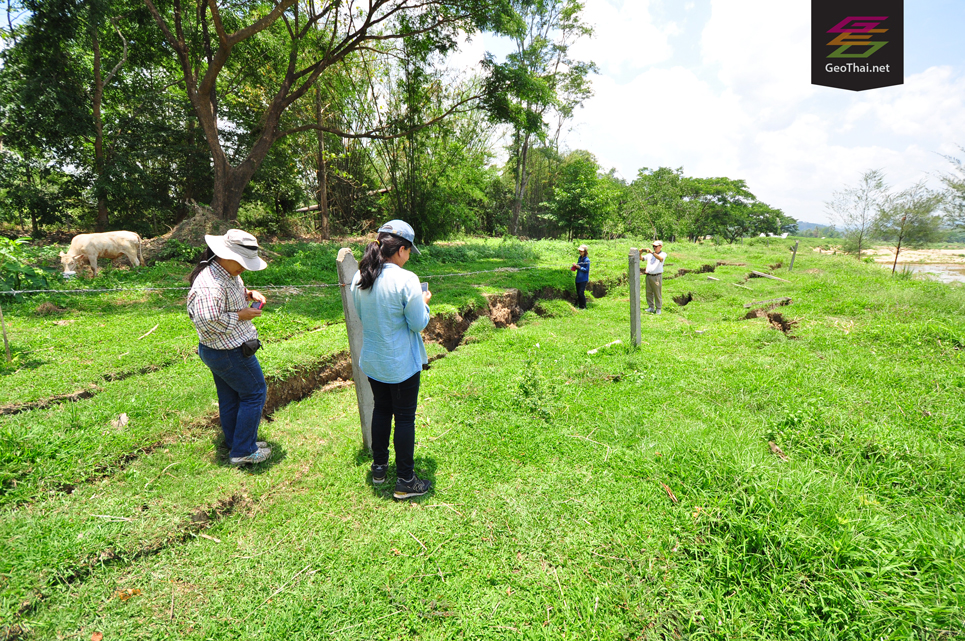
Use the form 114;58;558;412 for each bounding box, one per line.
60;231;144;277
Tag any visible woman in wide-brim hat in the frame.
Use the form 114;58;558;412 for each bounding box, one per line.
187;229;271;466
350;219;434;500
573;244;590;309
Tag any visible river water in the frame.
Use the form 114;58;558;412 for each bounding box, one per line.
888;263;965;284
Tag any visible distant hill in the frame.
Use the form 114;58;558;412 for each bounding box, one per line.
796;220;834;232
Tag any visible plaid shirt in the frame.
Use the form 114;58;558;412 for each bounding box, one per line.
187;261;258;350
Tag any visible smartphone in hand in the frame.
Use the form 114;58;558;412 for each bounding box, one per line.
249;301;265;310
421;282;429;292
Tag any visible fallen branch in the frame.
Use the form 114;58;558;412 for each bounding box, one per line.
330;610;401;634
768;441;789;461
587;339;622;355
750;271;791;283
743;297;792;309
408;531;427;551
731;283;752;290
426;503;464;517
137;323;160;340
568;434;612;462
659;482;679;504
248;565;316;618
707;276;720;281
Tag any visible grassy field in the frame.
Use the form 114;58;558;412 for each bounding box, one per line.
1;236;964;640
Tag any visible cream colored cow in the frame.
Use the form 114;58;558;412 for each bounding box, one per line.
60;231;144;277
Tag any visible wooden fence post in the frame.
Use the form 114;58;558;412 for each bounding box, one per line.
336;248;373;450
630;249;641;347
789;240;799;272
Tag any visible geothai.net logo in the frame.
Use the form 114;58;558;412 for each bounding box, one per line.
826;16;889;58
811;1;903;91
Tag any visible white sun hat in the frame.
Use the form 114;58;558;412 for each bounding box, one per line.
204;229;268;271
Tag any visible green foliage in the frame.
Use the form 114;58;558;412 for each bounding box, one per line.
511;358;558;420
154;238;200;263
874;181;945;252
826;169;888;259
533;298;576;318
0;237;49;291
940;145;965;228
545;150;615;239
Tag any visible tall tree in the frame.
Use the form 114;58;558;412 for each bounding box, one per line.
939;145;965;229
1;0;204;234
547;150;612;240
874;181;944;274
826;169;888;260
483;0;595;235
143;0;517;221
626;167;688;241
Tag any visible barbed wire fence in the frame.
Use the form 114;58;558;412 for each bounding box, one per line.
0;258;649;297
0;258;644;363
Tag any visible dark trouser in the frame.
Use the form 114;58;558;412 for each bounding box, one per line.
646;273;663;312
198;343;267;459
576;281;588;309
368;371;420;480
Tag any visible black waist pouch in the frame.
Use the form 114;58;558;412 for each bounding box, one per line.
241;338;262;357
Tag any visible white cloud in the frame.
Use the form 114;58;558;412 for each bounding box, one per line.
850;66;965;142
701;0;814;109
570;0;674;76
569;66;749;180
528;1;965;225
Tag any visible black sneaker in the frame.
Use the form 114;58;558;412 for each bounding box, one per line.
371;463;388;484
393;474;433;500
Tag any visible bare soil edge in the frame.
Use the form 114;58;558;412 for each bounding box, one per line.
0;387;100;416
743;299;798;337
1;325;333;417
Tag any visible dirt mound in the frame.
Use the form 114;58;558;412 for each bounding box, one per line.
141;203;233;264
35;302;66;316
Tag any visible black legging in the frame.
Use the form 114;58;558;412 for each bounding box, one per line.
576;281;587;309
368;371;420;480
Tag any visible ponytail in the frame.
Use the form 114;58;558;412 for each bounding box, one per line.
357;233;410;290
188;247;217;285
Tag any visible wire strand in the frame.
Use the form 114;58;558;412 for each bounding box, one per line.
0;266;547;297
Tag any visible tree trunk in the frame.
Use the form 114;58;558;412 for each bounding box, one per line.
210;159;260;221
315;86;330;239
891;215;907;275
510;131;531;235
92;29;108;233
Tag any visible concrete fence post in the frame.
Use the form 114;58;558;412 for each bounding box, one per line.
336;248;373;450
0;300;11;362
629;249;641;347
789;240;800;272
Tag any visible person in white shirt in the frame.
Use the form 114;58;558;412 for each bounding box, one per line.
640;240;667;314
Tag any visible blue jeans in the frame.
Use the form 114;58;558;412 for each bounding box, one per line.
368;371;420;480
198;343;267;459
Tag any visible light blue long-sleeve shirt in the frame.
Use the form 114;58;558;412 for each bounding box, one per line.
350;262;429;384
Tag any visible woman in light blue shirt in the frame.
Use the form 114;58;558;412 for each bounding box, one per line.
350;220;434;499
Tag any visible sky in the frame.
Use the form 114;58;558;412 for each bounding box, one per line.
457;0;965;226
